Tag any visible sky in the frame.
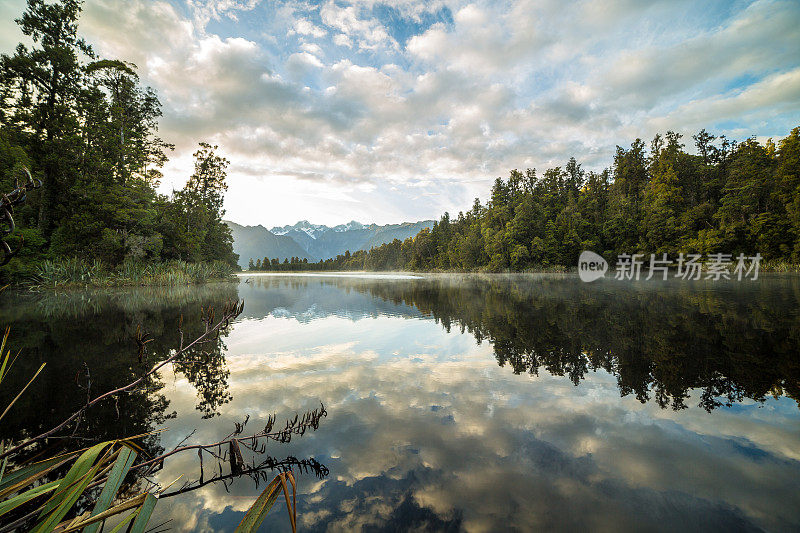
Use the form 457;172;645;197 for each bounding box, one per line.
1;0;799;227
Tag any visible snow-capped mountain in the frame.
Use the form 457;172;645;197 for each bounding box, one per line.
332;220;365;232
270;220;328;239
227;219;434;268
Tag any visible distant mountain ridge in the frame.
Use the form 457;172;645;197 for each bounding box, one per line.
270;220;365;237
225;219;434;268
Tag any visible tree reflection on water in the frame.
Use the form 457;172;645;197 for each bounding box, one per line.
355;274;800;411
0;283;241;457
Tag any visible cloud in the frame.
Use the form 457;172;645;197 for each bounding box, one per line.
319;1;396;51
1;0;797;226
145;277;800;531
648;67;800;134
292;17;328;38
185;0;261;27
600;0;800;108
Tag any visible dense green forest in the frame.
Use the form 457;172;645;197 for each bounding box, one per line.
0;0;238;283
252;126;800;272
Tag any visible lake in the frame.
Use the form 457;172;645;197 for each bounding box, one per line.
1;273;799;532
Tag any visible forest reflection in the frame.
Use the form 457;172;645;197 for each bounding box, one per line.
2;273;798;457
244;273;800;412
2;274;799;530
0;282;239;460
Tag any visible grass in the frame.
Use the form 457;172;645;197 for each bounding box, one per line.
759;260;800;273
32;258;237;289
0;323;298;532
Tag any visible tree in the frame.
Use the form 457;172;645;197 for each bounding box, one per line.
776;127;800;259
641;156;682;253
300;125;796;273
82;59;173;186
166;143;237;266
0;0;92;236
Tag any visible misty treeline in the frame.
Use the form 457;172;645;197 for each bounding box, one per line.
0;0;238;282
253;125;800;272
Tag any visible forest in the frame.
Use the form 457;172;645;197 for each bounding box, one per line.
252;125;800;272
0;0;238;284
3;1;799;279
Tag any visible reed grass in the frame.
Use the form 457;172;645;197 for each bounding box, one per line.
32;259;236;288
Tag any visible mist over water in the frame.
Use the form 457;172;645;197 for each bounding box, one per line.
1;274;799;531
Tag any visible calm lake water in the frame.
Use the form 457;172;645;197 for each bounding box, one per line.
1;273;799;532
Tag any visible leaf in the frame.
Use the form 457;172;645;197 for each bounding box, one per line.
235;476;283;533
82;444;137;533
31;454;108;533
0;454;75;500
56;493;149;532
0;327;13;384
106;511;137;533
0;450;81;492
0;362;46;422
31;442;113;530
127;493;158;533
0;479;60;517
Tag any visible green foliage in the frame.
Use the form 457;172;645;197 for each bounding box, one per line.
0;441;160;532
33;258;235;287
0;0;237;284
249;126;799;273
1;329;158;531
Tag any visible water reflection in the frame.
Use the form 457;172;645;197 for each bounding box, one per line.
353;274;800;412
240;273;800;412
2;274;800;531
0;283;239;457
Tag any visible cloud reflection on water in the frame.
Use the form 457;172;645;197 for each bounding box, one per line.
150;274;800;532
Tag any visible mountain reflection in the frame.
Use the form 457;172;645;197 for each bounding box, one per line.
241;273;800;412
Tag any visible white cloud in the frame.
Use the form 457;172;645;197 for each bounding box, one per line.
333;33;352;48
1;0;797;226
319;0;396;51
185;0;261;27
648;68;800;134
287;51;325;70
292;17;328;38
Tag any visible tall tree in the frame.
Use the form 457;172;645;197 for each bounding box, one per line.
0;0;92;236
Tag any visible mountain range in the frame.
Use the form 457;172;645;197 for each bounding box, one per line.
225;219;434;268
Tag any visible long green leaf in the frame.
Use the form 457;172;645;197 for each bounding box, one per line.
0;362;46;422
32;457;107;533
0;328;12;384
0;479;59;517
0;453;76;492
235;476;284;533
57;493;148;532
35;442;112;518
107;511;137;533
0;455;75;499
128;493;158;533
31;443;114;532
82;445;137;533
